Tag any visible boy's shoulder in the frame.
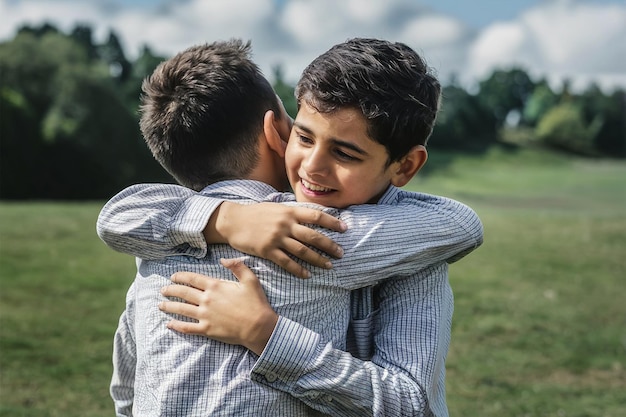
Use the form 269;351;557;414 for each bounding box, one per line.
379;185;459;207
382;185;483;238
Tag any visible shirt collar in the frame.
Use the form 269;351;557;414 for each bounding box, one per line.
377;185;401;205
199;180;279;202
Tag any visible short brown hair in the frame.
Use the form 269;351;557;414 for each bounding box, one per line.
140;39;281;191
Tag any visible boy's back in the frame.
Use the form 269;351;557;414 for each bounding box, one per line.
122;183;329;416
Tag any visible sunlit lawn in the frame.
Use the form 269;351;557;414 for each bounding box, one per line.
1;147;625;416
0;203;134;417
411;147;626;416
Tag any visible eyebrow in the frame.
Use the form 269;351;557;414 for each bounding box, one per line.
293;121;369;156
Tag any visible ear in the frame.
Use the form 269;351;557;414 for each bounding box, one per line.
390;145;428;187
262;110;288;158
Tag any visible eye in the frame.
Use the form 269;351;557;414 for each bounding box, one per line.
335;148;359;161
298;134;314;145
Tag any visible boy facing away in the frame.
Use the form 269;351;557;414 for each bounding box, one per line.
98;38;483;416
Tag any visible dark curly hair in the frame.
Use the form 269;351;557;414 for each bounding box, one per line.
296;38;441;165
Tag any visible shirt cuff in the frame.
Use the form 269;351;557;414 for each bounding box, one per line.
170;195;225;253
250;316;321;384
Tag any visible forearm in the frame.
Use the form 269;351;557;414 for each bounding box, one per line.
250;266;451;417
335;188;483;288
97;184;222;259
250;317;429;417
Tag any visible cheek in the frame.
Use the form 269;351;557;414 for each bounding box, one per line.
284;147;299;174
284;141;295;160
339;170;368;192
346;169;387;196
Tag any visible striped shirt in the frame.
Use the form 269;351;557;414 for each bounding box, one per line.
99;180;483;417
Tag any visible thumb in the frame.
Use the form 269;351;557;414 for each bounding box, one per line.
220;258;258;285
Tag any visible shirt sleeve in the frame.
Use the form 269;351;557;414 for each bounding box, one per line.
250;264;451;417
97;185;482;284
331;190;483;288
110;283;138;417
96;184;224;259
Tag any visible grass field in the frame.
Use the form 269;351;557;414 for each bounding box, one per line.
1;147;625;416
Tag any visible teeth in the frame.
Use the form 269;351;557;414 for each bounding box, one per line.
302;179;332;192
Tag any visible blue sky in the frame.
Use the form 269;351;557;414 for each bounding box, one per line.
1;0;625;90
407;0;623;28
107;0;623;29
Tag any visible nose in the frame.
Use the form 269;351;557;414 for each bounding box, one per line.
301;146;329;177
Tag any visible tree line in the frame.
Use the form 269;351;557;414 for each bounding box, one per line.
1;23;624;200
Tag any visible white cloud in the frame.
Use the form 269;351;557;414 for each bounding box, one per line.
523;1;625;68
469;23;532;75
1;0;625;91
0;0;102;37
275;0;469;82
401;15;466;47
280;0;345;46
466;0;626;91
107;0;275;58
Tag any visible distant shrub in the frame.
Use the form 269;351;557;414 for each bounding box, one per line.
535;103;601;156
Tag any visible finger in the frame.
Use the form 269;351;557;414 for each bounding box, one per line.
159;300;200;318
161;283;203;305
165;319;205;336
295;208;347;233
280;258;311;279
282;238;333;269
220;258;267;283
267;251;312;279
170;271;217;291
292;225;344;259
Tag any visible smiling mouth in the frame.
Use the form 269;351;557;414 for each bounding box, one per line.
301;179;333;193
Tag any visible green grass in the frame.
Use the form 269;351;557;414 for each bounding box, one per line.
1;147;625;416
409;147;626;416
0;203;135;417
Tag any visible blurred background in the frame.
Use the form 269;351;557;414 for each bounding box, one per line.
0;0;625;198
0;1;624;416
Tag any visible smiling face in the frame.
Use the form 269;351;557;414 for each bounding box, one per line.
285;101;402;209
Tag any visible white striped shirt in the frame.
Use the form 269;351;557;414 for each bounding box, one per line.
99;180;483;416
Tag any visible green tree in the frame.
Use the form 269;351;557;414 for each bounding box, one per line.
16;22;60;38
272;65;297;118
477;68;536;129
122;45;166;112
70;24;98;61
579;85;626;157
0;24;169;199
430;85;498;150
98;30;132;83
522;81;559;127
0;30;64;119
535;102;600;155
0;29;95;198
0;88;44;198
